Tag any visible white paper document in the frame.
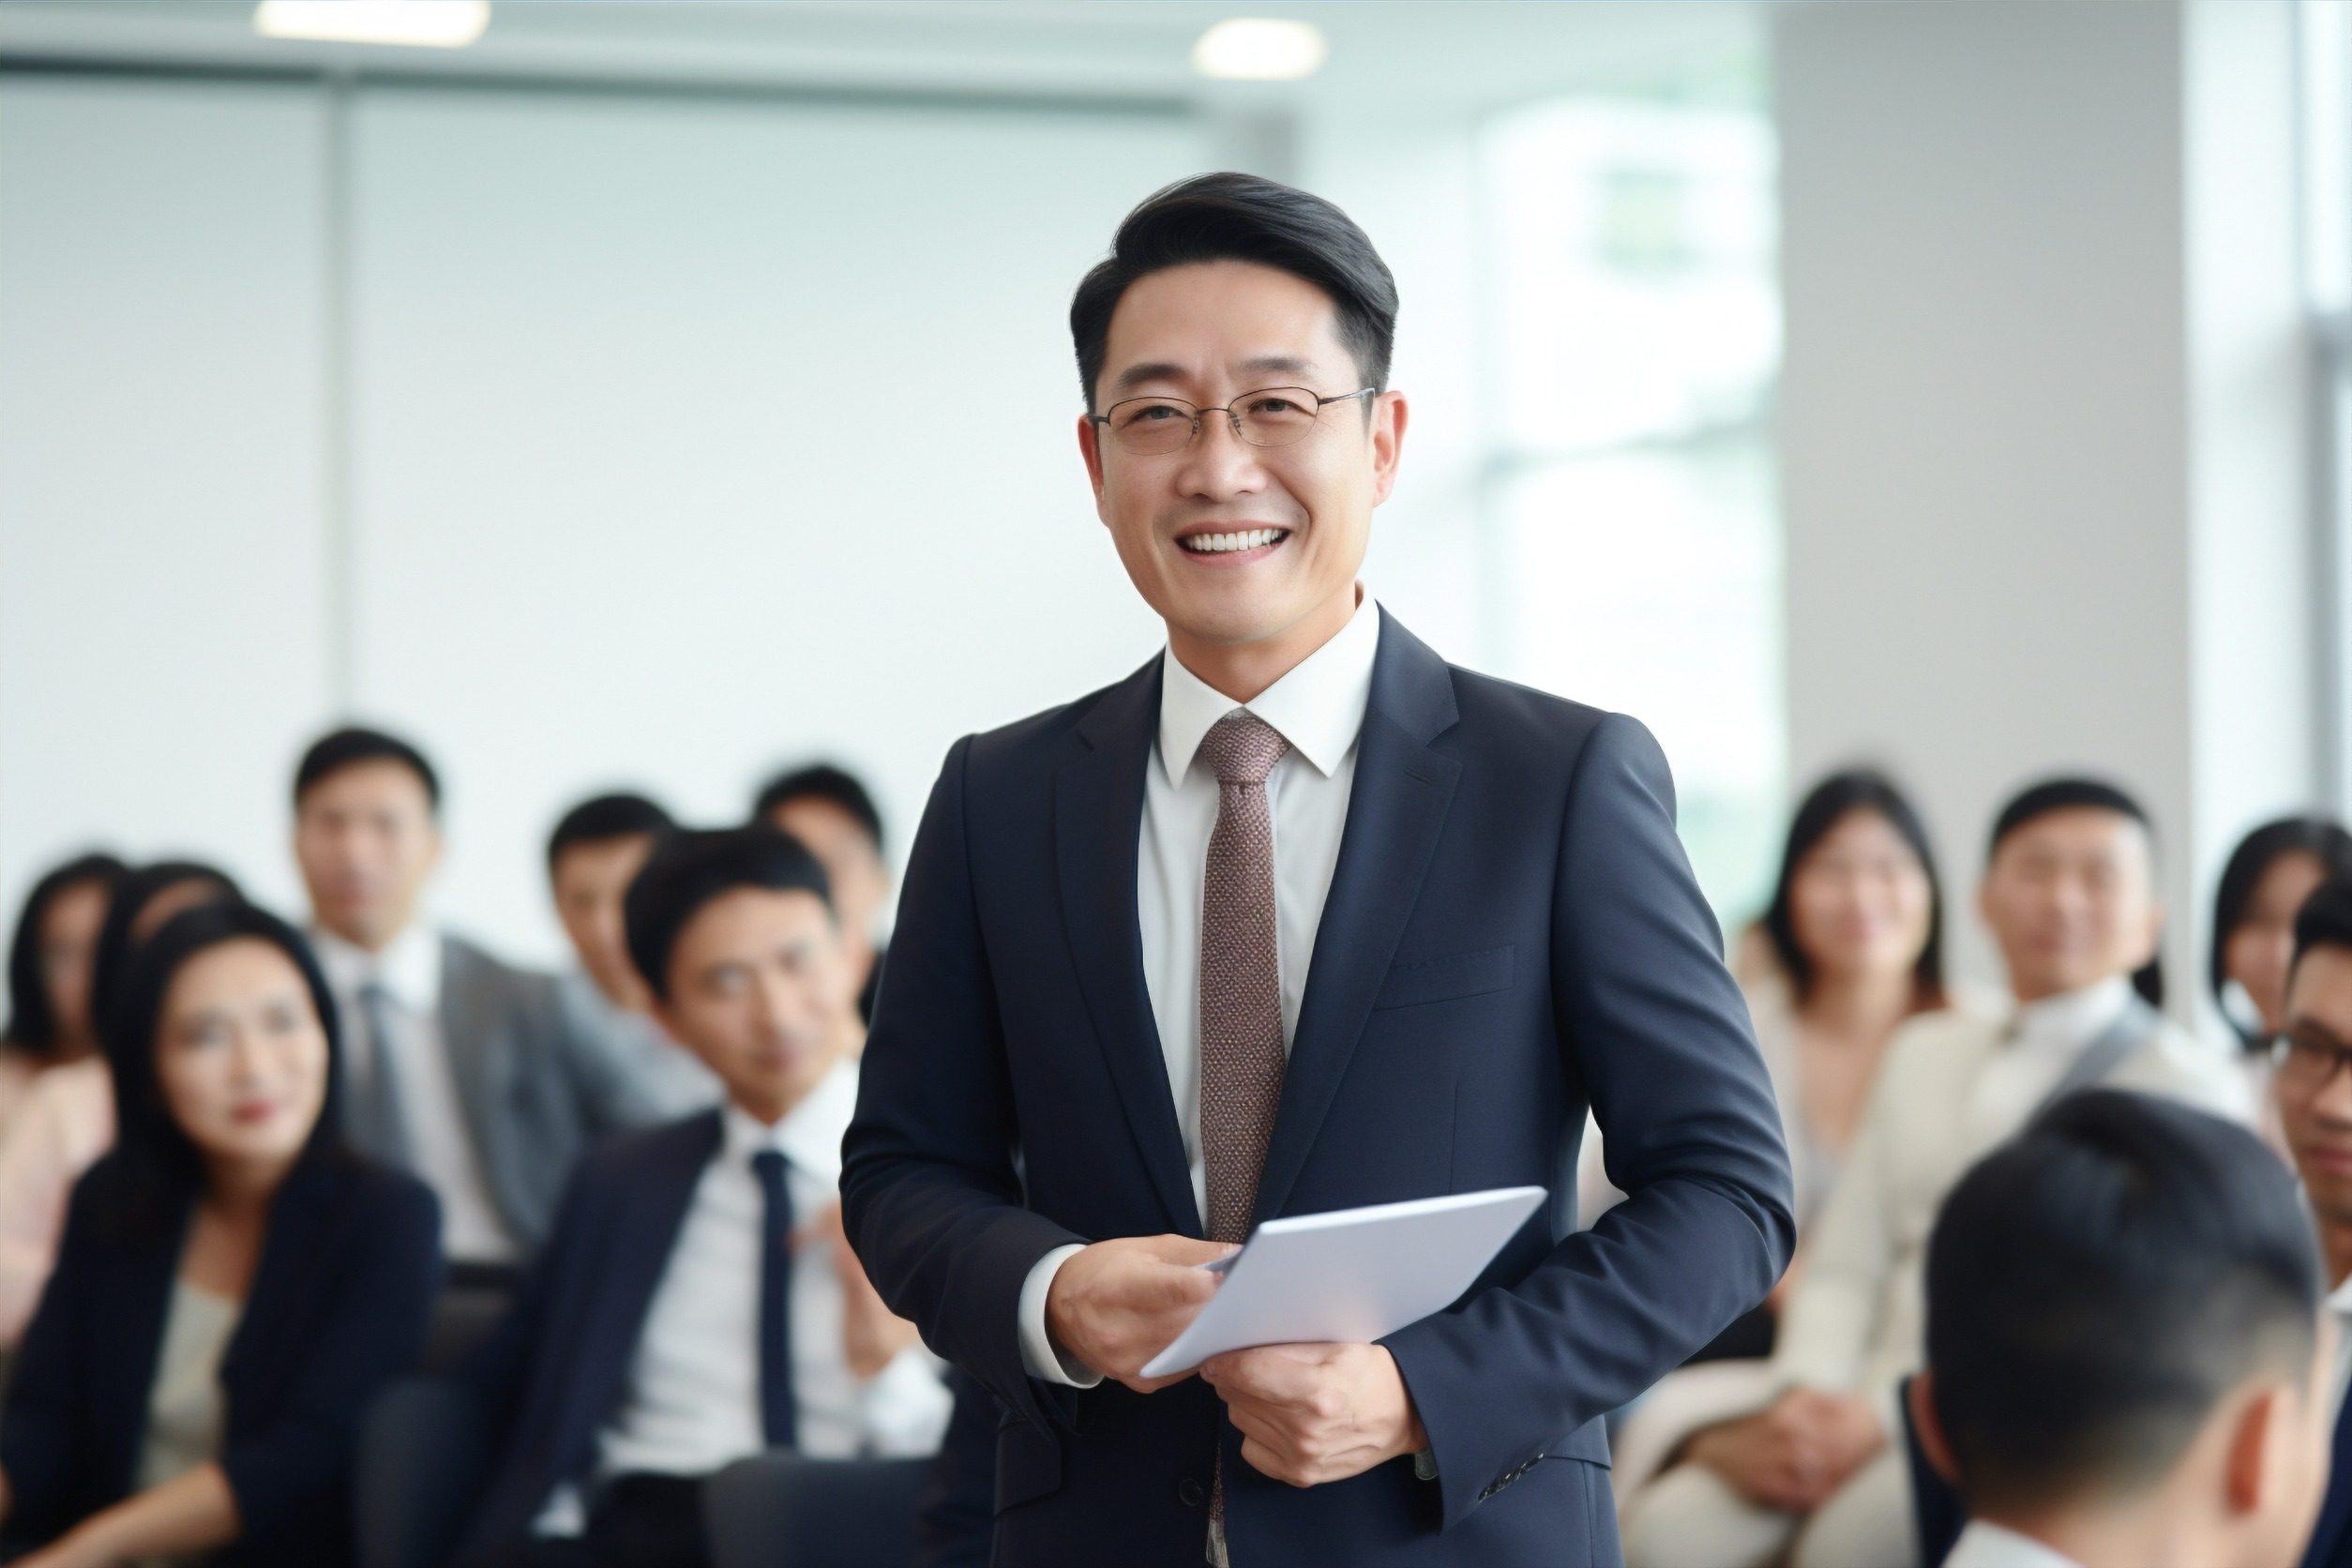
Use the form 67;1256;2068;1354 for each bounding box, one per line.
1138;1185;1547;1379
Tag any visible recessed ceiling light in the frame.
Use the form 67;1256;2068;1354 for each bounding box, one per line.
1192;18;1329;83
253;1;490;49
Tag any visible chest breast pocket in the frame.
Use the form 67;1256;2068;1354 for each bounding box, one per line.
1371;943;1515;1010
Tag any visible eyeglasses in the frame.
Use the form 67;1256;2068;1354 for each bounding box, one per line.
2273;1029;2352;1096
1089;385;1376;456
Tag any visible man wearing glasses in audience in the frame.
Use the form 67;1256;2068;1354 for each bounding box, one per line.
2268;875;2352;1568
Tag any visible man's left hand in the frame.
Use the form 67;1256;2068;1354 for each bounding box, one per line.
1200;1343;1427;1488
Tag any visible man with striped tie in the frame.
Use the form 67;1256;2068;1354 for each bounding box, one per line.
447;826;950;1568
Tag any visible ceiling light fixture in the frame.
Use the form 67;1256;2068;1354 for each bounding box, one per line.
1192;18;1328;83
253;1;490;49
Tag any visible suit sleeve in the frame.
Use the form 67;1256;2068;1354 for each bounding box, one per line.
1381;712;1796;1529
218;1179;444;1545
840;735;1088;1432
0;1169;99;1543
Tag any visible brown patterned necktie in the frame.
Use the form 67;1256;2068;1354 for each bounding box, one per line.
1198;710;1289;1560
1198;710;1291;1244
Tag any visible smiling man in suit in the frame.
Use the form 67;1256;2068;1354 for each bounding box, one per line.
840;172;1795;1567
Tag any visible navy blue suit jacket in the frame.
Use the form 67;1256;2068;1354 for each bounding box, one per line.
2303;1394;2352;1567
841;611;1796;1566
0;1153;442;1566
449;1108;725;1563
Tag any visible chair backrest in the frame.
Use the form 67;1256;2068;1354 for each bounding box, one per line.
704;1454;931;1568
419;1275;517;1375
354;1377;493;1568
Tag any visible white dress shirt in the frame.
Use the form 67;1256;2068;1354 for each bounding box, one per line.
1772;975;2252;1431
1942;1521;2085;1568
312;923;514;1261
1017;591;1382;1388
535;1062;953;1534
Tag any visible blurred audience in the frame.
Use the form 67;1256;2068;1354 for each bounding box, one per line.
753;763;892;1025
1912;1090;2329;1568
448;826;947;1568
0;853;124;1138
1621;776;2250;1568
545;792;718;1115
0;902;442;1566
291;727;672;1265
0;860;242;1348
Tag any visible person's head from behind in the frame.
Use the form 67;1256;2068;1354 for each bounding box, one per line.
291;726;443;952
1761;769;1943;1009
1071;173;1408;661
5;851;127;1063
624;826;849;1124
1980;778;2164;1006
1916;1091;2329;1568
2215;818;2352;1049
547;792;674;1014
109;902;342;1218
2272;877;2352;1250
88;860;245;1059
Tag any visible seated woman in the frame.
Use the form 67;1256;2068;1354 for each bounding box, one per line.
0;854;125;1139
1600;770;1947;1486
0;862;243;1349
0;901;442;1566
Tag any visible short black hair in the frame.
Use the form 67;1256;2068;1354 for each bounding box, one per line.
98;901;347;1240
2292;874;2352;983
623;826;833;1002
546;792;675;873
293;726;441;813
2216;818;2352;1049
752;763;885;857
1069;172;1399;410
1987;776;2164;1007
1926;1089;2320;1516
1761;769;1945;1009
4;852;127;1058
88;861;244;1056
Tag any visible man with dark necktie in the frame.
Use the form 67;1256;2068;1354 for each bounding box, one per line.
842;173;1794;1566
447;827;949;1568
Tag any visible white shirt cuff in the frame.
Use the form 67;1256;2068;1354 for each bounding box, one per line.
1018;1243;1103;1387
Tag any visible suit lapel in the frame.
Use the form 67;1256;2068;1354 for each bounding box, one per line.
559;1111;722;1449
1055;657;1200;1237
1252;611;1461;1225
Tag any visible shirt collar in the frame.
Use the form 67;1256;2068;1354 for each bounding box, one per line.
2007;975;2133;1052
309;921;442;1015
720;1055;859;1184
1156;588;1380;789
1943;1522;2084;1568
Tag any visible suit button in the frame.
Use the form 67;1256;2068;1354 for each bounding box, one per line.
1179;1478;1207;1509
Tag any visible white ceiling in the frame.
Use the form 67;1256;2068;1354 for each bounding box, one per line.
0;1;1764;118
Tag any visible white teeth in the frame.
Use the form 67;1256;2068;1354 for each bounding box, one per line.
1183;528;1286;554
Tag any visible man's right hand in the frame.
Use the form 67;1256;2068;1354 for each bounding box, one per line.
1686;1390;1885;1514
1045;1234;1238;1393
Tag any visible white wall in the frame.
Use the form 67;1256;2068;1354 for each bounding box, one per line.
2;73;1205;963
0;78;335;921
1776;0;2322;1015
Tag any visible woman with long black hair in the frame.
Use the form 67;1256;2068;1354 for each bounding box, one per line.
0;902;442;1566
